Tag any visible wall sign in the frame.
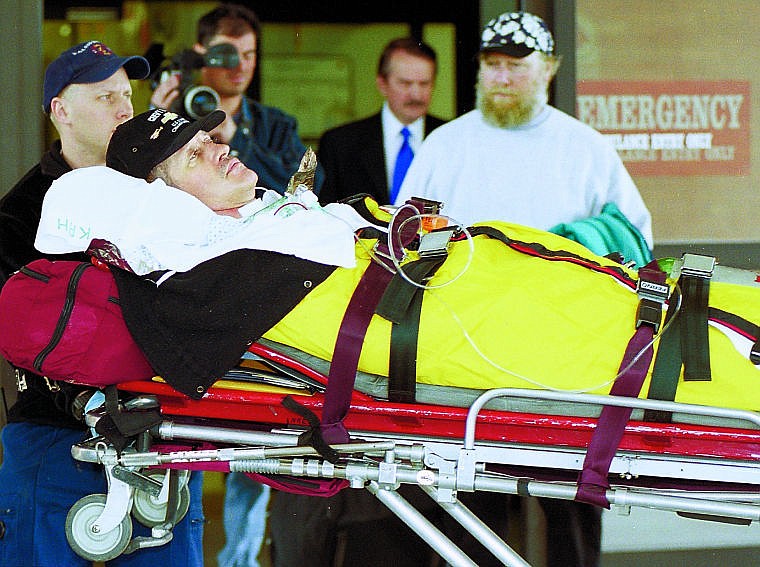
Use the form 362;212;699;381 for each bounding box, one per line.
576;81;750;176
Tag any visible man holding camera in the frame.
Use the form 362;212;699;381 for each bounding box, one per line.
151;4;323;566
151;3;323;194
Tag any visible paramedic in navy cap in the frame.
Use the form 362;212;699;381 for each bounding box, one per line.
0;41;205;566
41;40;149;114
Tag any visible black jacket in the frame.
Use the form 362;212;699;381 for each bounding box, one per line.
113;249;336;399
0;141;72;285
317;112;446;205
1;142;91;429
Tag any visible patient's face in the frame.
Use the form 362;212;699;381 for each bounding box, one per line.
162;131;258;213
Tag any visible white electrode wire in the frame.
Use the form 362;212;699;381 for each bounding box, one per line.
386;204;476;290
317;203;397;275
425;280;682;394
327;201;683;395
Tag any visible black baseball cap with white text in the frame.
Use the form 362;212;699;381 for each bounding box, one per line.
106;108;225;179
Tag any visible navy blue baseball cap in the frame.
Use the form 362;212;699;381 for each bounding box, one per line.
42;40;150;113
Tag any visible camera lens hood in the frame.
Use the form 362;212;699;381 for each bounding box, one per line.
183;85;221;120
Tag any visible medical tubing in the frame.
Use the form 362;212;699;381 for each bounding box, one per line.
333;199;683;394
321;201;474;284
388;204;476;290
318;202;398;275
273;201;308;215
428;277;682;394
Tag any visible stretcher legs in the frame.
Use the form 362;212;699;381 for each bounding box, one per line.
367;481;479;567
419;485;532;567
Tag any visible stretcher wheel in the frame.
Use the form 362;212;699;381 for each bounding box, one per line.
65;493;132;562
132;470;190;528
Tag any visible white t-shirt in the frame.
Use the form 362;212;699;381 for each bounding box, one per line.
395;106;653;247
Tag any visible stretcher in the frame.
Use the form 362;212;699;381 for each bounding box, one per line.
65;338;760;566
9;191;760;564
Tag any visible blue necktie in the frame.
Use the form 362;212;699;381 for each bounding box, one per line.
390;127;413;204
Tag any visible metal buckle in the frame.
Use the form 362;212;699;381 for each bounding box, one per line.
681;254;716;279
417;229;455;259
636;277;670;304
14;368;27;392
635;275;669;333
636;298;665;333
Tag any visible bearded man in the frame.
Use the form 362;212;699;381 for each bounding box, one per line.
395;11;652;254
395;11;653;567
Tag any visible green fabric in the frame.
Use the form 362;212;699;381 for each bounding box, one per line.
388;289;423;403
681;275;712;381
643;296;683;423
549;202;653;268
378;257;446;403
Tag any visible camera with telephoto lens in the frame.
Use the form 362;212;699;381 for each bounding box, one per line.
147;43;239;120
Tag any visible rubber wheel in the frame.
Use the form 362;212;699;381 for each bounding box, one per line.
132;470;191;528
65;493;132;562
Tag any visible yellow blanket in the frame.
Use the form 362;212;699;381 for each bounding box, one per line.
264;220;760;412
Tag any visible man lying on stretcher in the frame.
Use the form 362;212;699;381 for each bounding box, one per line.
33;109;760;416
37;108;379;274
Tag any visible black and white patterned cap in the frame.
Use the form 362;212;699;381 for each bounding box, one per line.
480;12;554;58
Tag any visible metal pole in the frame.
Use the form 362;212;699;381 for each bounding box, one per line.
366;481;480;567
422;485;532;567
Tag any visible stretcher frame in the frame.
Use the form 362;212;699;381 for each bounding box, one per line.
66;341;760;566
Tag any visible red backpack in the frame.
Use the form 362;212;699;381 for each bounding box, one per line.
0;259;154;386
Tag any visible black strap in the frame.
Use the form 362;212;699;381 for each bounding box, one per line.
388;289;423;403
680;275;711;381
94;385;161;452
379;257;447;403
643;287;682;422
376;257;445;323
282;395;340;464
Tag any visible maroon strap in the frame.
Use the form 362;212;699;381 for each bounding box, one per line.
576;324;655;507
320;260;395;443
576;260;666;508
319;205;420;444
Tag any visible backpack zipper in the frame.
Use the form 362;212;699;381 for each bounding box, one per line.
19;265;50;283
33;262;90;372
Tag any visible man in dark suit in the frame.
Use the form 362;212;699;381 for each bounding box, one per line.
267;39;449;567
318;37;446;205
